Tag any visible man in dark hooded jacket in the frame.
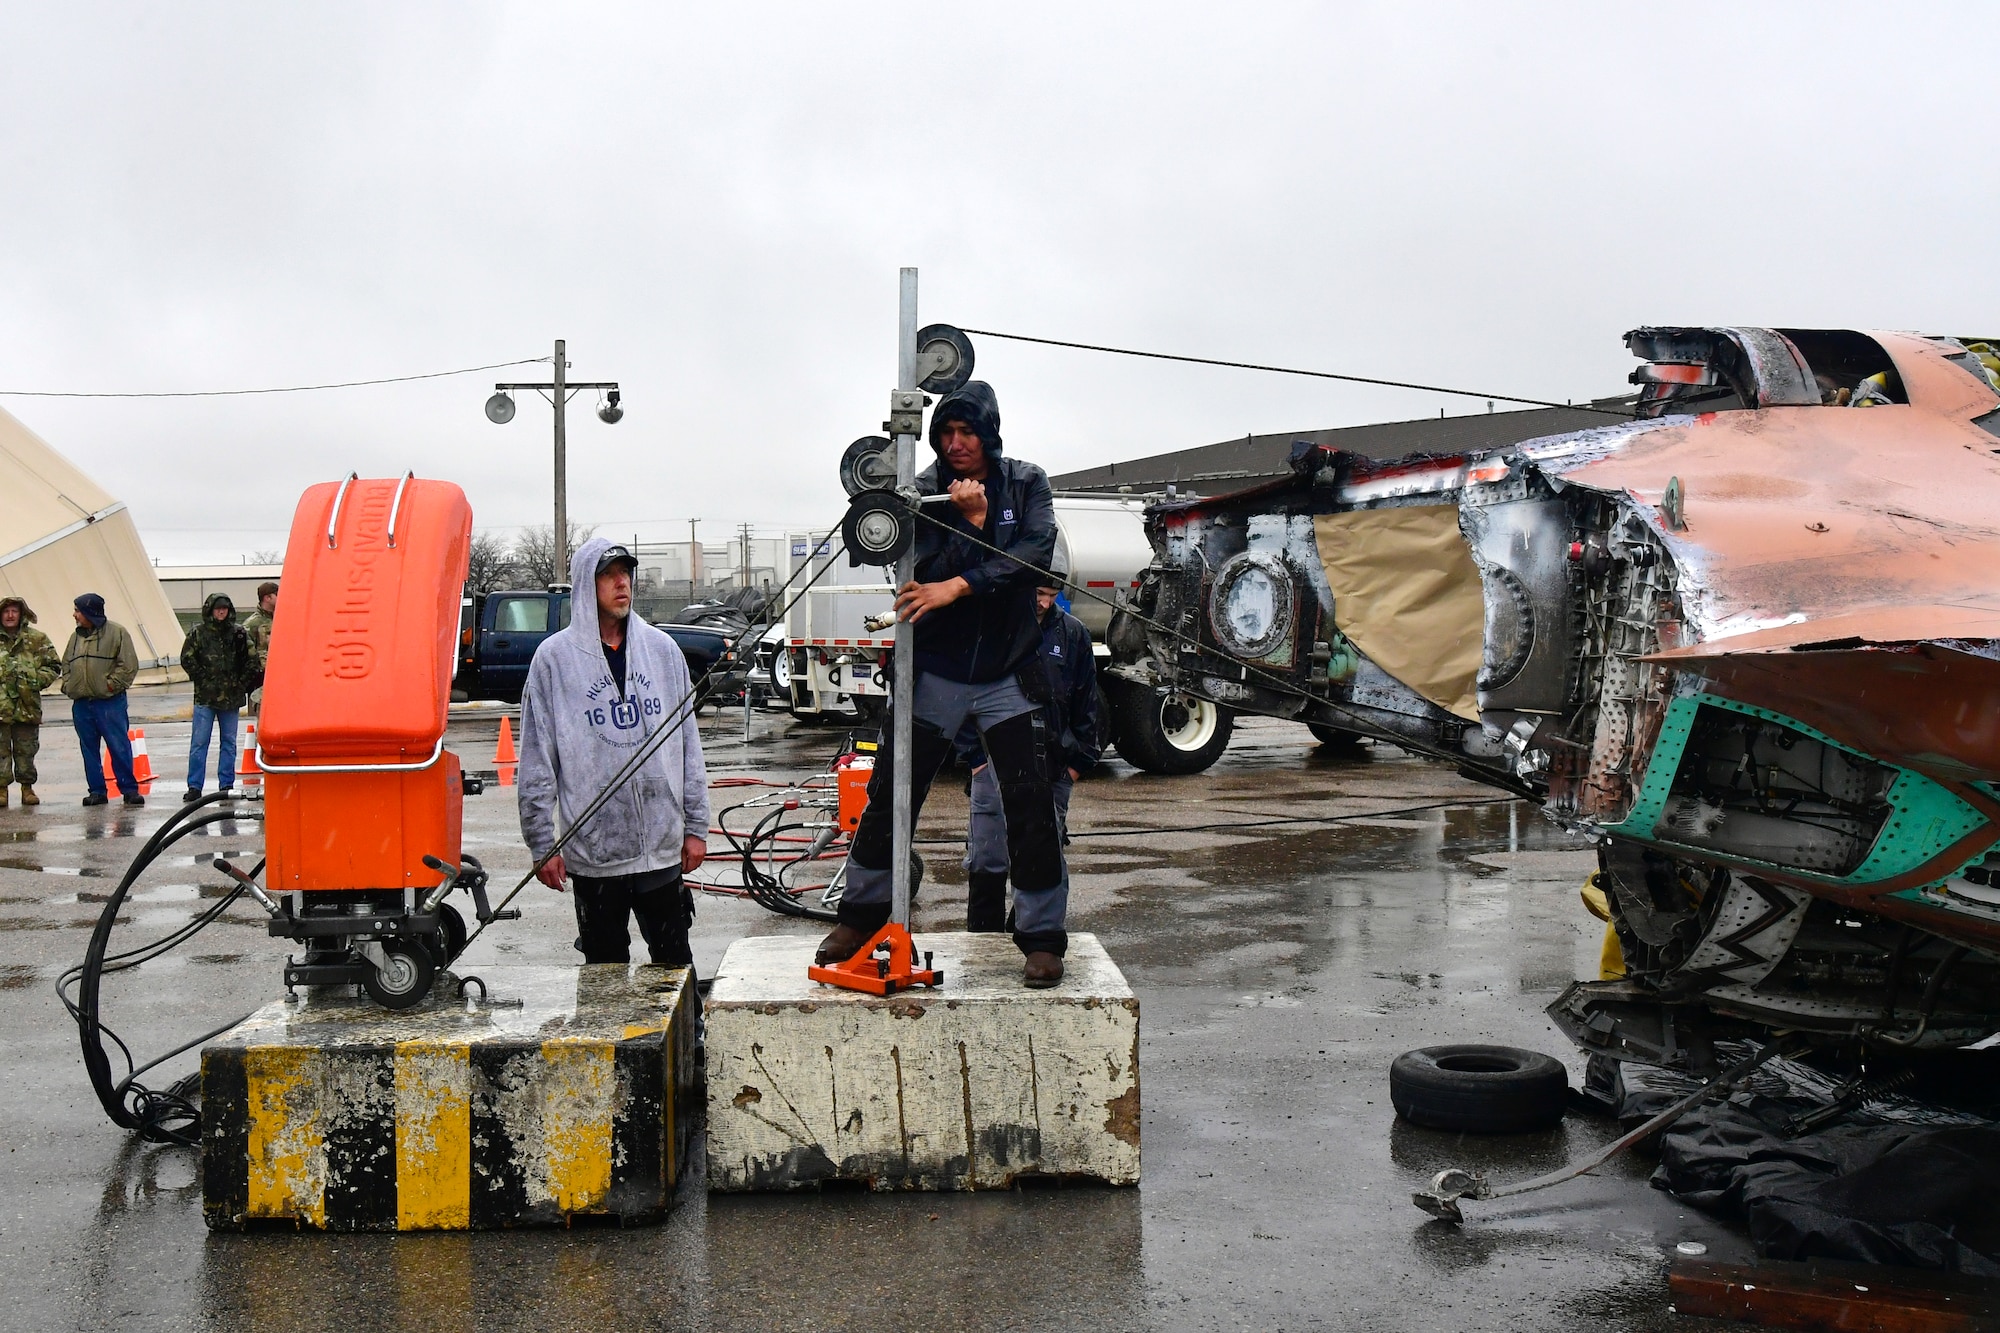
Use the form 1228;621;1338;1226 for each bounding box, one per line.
179;593;253;800
957;557;1101;932
816;381;1074;987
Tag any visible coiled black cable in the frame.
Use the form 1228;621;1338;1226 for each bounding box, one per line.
713;794;842;922
57;792;265;1145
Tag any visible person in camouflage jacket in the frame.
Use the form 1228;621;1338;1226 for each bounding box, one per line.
239;581;275;714
179;593;254;800
0;597;60;807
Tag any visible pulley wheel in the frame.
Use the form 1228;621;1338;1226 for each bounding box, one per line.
840;436;897;498
842;489;913;566
915;324;975;396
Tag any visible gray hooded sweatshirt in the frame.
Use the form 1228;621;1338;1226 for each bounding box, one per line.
517;537;711;877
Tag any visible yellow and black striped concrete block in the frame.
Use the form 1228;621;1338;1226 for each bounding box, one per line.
201;965;696;1230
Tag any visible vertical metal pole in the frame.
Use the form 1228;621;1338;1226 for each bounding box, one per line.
553;339;568;584
891;267;919;927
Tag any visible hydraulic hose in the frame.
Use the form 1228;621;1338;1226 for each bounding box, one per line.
58;791;266;1145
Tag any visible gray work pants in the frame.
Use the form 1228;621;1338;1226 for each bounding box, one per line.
844;671;1071;948
965;762;1072;878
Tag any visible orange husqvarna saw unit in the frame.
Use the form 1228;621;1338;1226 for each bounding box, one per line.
257;474;505;1008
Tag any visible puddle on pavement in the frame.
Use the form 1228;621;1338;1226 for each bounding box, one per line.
0;858;104;877
0;963;35;988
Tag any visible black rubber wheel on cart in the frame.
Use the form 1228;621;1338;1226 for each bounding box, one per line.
431;902;468;967
1390;1044;1568;1134
363;940;436;1010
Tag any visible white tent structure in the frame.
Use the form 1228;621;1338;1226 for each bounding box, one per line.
0;404;183;683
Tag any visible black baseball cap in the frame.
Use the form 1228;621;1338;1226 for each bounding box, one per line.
595;545;637;575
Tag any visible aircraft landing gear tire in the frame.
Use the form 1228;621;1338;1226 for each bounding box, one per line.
363;941;436;1010
1307;721;1366;749
1389;1044;1568;1134
1109;683;1231;775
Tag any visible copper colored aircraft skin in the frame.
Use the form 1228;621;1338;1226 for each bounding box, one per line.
1114;324;2000;1053
1553;332;2000;946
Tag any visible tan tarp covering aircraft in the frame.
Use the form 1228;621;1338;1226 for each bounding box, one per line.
0;405;182;682
1312;505;1484;720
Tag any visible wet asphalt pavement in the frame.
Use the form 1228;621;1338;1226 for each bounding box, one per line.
0;688;1751;1331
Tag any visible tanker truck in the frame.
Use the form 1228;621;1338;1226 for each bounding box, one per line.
766;493;1235;773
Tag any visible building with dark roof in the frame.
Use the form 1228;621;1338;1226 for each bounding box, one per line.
1051;399;1635;495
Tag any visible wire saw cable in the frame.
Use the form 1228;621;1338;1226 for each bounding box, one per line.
461;539;854;949
958;328;1631;418
913;795;1520;847
0;356;553;399
904;504;1528;786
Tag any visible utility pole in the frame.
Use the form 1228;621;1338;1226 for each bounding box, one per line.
737;522;754;588
487;341;621;585
688;519;701;590
553;340;567;576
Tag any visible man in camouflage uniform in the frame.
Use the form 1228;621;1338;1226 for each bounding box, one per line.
179;593;254;801
239;581;276;714
0;597;60;808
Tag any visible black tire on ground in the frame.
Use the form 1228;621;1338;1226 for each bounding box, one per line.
1389;1045;1568;1133
1307;721;1365;747
1109;682;1232;775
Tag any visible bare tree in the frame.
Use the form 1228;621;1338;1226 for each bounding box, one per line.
248;549;283;564
464;530;521;595
509;522;597;587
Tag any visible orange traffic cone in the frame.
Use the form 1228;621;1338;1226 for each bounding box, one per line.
495;715;518;764
240;721;262;786
128;729;154;783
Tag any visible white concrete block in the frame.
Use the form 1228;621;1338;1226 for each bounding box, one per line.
705;932;1139;1191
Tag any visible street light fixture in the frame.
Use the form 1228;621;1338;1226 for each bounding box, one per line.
485;339;621;584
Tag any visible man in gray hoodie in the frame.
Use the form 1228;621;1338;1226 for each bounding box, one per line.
517;538;711;968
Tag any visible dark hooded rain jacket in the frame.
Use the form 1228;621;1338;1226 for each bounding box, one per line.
179;593;255;710
911;381;1059;684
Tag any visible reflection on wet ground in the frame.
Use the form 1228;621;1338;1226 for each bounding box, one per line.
1;710;1738;1330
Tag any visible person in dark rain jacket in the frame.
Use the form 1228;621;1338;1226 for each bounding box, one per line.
814;381;1075;987
178;592;254;801
957;553;1101;934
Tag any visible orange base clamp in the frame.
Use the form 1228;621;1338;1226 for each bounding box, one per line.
806;921;943;996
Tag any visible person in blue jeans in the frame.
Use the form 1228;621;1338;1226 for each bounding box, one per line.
178;593;254;801
60;593;142;807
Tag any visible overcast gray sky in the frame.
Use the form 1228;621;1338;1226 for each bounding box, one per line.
3;2;1995;562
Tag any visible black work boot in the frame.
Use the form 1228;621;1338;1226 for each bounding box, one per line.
1023;952;1064;988
814;923;873;966
966;871;1009;932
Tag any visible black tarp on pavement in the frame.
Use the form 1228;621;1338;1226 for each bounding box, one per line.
1605;1047;2000;1275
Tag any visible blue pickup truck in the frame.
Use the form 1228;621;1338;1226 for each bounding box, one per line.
453;590;738;703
